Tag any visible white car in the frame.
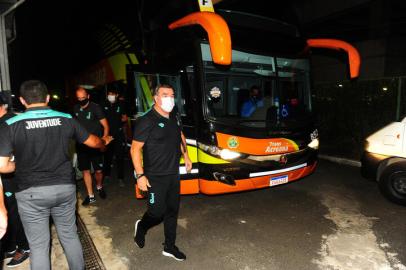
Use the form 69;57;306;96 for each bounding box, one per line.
361;118;406;205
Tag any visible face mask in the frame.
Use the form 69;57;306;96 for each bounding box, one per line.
107;95;116;103
78;98;88;106
160;97;175;113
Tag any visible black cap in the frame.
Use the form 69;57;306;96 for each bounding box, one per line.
0;91;7;105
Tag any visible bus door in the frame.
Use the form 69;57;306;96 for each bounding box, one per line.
130;70;200;197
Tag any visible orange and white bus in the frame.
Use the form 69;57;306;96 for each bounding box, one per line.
70;7;360;198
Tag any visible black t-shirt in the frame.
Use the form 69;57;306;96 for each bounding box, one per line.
0;111;16;124
101;100;126;137
73;102;105;137
132;107;182;176
0;107;90;191
0;111;16;183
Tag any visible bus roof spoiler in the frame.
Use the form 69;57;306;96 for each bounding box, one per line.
169;12;232;65
307;39;361;79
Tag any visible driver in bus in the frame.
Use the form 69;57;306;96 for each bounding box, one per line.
240;85;264;118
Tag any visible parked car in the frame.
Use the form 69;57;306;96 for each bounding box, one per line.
361;118;406;205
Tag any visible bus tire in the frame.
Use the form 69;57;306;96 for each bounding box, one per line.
378;165;406;206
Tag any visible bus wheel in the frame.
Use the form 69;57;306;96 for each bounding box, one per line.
378;167;406;206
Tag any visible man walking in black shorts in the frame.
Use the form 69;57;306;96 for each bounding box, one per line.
74;87;110;205
131;84;192;261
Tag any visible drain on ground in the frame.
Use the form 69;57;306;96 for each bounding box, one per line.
77;214;106;270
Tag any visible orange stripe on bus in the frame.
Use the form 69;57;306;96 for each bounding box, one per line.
216;132;299;155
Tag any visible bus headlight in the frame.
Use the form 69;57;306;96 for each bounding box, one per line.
220;149;241;160
308;138;319;149
198;142;241;160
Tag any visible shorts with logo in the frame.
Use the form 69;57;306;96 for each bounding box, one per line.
76;144;104;171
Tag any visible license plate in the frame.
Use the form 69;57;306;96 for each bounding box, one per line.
270;175;289;186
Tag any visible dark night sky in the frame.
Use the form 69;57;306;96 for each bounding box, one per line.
7;0;302;91
9;0;112;90
7;0;406;92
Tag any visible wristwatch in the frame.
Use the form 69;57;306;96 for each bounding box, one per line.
135;173;145;180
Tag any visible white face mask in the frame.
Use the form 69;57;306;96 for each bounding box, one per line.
160;97;175;113
107;95;116;103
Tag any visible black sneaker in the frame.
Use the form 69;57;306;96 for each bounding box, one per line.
162;245;186;261
4;249;16;259
134;220;145;248
7;249;30;267
97;187;107;199
82;196;96;206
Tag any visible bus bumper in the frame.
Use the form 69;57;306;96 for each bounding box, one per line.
199;161;317;195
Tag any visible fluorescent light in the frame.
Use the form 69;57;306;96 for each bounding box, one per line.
79;84;95;89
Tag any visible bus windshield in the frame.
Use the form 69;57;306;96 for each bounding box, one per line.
201;44;312;128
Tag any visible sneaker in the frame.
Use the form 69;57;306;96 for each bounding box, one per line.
82;196;96;206
4;249;16;259
97;187;107;199
134;220;145;248
162;245;186;261
7;249;30;267
118;179;125;188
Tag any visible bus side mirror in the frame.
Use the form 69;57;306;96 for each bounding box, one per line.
307;39;361;79
169;12;232;65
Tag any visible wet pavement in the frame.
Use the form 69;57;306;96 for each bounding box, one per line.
78;159;406;270
6;159;406;269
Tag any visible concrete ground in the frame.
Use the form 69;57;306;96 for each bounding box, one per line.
80;159;406;270
5;159;406;269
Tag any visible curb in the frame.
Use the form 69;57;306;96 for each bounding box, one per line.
319;154;361;167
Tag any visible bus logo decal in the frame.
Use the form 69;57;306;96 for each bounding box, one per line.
279;155;288;165
265;141;288;153
227;137;239;149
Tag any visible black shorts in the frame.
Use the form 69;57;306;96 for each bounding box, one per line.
76;144;104;171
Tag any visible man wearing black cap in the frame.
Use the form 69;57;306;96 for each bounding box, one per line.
0;92;30;267
0;92;14;121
